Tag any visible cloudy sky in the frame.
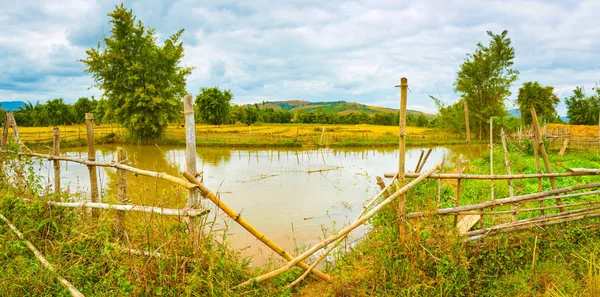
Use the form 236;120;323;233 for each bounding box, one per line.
1;0;599;115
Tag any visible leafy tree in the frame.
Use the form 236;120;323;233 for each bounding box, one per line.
43;98;74;126
195;87;233;125
230;105;247;124
244;105;259;126
517;81;560;125
73;97;98;124
565;86;600;125
430;96;466;134
81;4;192;140
454;30;519;139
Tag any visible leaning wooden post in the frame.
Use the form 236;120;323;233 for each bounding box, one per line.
53;127;61;197
501;128;516;222
115;147;127;239
464;99;471;144
531;106;563;212
183;95;200;236
396;77;408;231
85;113;99;218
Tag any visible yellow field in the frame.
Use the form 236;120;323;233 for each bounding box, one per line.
10;123;462;147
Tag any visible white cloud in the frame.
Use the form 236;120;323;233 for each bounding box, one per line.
0;0;599;115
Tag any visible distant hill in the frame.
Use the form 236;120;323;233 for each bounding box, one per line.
254;100;434;118
0;101;26;111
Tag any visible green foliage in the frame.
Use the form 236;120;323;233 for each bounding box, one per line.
565;85;600;125
81;4;192;140
195;87;233;125
430;96;466;134
517;81;560;125
454;30;519;138
72;97;98;124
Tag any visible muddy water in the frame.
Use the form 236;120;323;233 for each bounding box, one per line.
31;144;482;266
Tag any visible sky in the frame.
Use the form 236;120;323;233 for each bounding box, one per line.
1;0;599;115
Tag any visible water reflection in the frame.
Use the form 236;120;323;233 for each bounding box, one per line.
34;144;483;265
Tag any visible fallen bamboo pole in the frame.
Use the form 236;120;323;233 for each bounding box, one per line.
6;152;197;189
382;171;600;180
46;201;210;217
182;171;332;283
464;206;600;237
454;200;600;216
233;164;440;289
0;213;85;297
406;190;600;219
307;166;343;174
437;183;600;215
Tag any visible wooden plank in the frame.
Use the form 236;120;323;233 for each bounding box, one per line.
457;214;481;234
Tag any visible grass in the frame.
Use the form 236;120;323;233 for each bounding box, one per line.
324;144;600;296
15;123;465;148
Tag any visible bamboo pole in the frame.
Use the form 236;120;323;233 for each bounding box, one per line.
417;148;433;173
307;166;343;174
454;200;600;216
437;182;600;215
85;113;99;218
46;201;209;216
397;77;408;228
182;171;332;283
501;128;516;221
464;207;600;237
8;152;197;189
115;147;127;238
407;190;600;219
382;171;599;180
233;164;440;288
53;126;60;196
454;157;462;227
414;150;424;173
464;100;470;144
531;106;563;211
183;95;200;239
1;113;9;148
0;213;85;297
287;174;400;288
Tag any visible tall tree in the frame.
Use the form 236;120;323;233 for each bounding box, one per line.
195;87;233;125
43;98;74;126
72;97;98;124
565;86;600;125
454;30;519;138
81;4;192;140
517;81;560;125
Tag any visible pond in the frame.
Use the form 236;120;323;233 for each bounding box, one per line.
29;144;483;266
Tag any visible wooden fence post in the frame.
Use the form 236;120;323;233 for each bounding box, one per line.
53;127;60;197
531;106;563;212
85;113;99;218
115;147;127;239
454;157;462;227
396;77;408;232
184;95;200;238
501;128;516;221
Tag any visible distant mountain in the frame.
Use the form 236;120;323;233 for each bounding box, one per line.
254;100;434;118
0;101;26;111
